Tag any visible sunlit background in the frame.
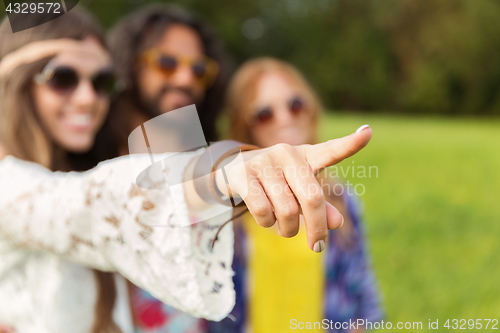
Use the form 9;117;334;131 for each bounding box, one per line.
91;0;500;116
6;0;499;330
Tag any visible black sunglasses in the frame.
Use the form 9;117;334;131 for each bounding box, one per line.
34;66;119;97
251;96;308;125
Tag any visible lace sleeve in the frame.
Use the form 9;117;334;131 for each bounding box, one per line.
0;154;235;321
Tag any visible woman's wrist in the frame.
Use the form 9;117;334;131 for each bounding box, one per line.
214;148;263;198
183;142;260;216
193;141;259;205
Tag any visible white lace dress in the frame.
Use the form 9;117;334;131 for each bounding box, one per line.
0;153;235;333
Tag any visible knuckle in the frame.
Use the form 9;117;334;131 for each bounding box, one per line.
307;227;328;239
250;153;272;170
278;201;299;220
303;191;325;209
280;229;299;238
273;143;293;155
258;218;276;228
251;201;272;218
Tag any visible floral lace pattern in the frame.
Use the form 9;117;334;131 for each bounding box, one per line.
0;153;235;332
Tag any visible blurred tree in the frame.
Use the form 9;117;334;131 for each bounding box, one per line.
375;0;500;115
81;0;500;115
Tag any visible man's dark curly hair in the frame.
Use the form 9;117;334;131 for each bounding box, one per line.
107;3;231;143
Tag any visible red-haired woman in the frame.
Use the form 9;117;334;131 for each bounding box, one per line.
217;57;384;333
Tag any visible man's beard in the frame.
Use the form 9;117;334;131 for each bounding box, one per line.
138;85;201;120
135;85;205;148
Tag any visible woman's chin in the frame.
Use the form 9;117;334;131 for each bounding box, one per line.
58;139;94;154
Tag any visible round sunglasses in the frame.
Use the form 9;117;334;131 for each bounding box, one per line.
138;50;219;87
249;96;309;125
33;65;119;97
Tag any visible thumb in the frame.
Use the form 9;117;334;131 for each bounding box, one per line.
304;124;372;173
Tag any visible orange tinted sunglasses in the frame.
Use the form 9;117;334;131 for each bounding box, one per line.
138;49;219;87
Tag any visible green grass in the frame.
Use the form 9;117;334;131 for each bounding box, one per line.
319;113;500;331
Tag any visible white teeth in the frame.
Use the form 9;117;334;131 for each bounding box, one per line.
66;114;92;127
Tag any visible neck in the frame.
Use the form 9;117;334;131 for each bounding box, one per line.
51;146;69;171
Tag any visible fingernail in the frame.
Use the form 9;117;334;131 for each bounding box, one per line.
313;240;326;253
356;124;370;133
339;214;344;228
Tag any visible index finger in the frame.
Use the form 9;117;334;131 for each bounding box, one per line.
304;124;372;173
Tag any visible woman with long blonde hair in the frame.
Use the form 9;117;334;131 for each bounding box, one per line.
212;57;384;333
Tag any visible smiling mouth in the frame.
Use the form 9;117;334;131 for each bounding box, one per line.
62;113;93;131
